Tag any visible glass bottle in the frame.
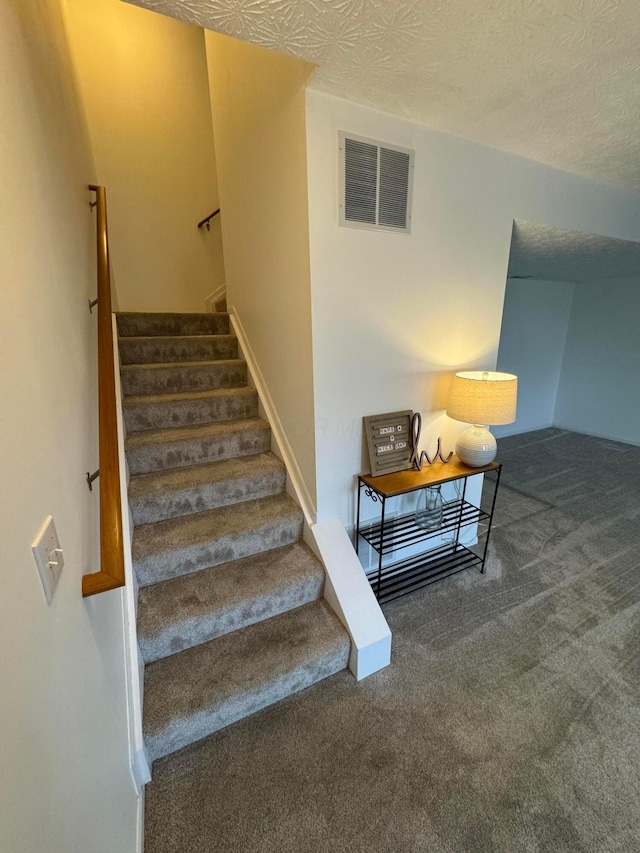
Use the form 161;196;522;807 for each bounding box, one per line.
415;484;443;531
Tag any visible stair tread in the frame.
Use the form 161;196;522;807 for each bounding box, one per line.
119;311;230;319
124;417;271;477
121;358;245;371
123;385;253;406
120;334;233;342
119;335;238;366
143;600;350;759
129;452;284;500
128;451;285;522
132;493;302;563
117;312;229;338
123;385;258;434
120;358;247;396
137;541;324;662
125;416;269;449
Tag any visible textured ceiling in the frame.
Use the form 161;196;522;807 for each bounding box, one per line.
126;0;640;191
508;220;640;282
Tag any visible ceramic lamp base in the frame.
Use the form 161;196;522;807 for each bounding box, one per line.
455;426;497;467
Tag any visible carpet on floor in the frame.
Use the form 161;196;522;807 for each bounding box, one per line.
145;428;640;853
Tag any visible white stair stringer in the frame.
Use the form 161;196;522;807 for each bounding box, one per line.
111;315;151;810
229;307;392;681
205;282;226;313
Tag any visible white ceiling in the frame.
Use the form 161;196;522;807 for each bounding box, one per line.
128;0;640;192
508;220;640;282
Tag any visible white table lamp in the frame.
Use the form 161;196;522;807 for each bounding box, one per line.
446;371;518;467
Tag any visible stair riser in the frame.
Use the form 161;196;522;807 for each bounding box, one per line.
121;362;247;396
146;644;349;761
119;336;238;365
118;313;229;337
130;466;286;525
123;389;258;433
126;425;270;475
140;573;324;663
134;515;304;586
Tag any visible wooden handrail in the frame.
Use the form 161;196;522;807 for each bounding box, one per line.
82;185;125;597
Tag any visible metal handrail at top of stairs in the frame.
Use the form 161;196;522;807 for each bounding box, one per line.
82;185;125;597
197;208;220;231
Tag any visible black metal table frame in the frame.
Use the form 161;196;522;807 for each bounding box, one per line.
356;465;502;604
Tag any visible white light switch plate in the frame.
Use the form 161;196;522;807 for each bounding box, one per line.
32;515;64;603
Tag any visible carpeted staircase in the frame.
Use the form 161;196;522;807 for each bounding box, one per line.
117;311;351;762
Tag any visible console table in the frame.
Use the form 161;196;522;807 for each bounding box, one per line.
356;457;502;604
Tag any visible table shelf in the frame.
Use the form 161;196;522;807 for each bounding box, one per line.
365;542;483;604
359;499;491;555
356;455;502;604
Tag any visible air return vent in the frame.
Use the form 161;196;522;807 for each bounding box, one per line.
339;132;414;234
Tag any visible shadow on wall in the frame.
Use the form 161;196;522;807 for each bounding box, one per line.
64;0;226;312
495;220;640;446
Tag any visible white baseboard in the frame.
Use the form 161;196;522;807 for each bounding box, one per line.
551;422;640;447
112;316;151;797
229;307;316;524
229;307;391;680
205;283;226;313
493;422;554;438
132;745;151;793
136;787;145;853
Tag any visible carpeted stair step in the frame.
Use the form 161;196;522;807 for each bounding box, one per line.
120;359;247;396
137;541;325;662
133;493;303;586
129;452;286;525
117;311;229;337
125;417;271;475
214;295;227;313
119;334;238;365
123;386;258;433
143;599;350;760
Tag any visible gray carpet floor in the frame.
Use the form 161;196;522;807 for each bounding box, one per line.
145;428;640;852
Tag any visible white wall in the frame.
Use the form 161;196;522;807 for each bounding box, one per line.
305;90;640;525
555;276;640;444
65;0;225;313
205;32;319;507
494;278;575;437
0;2;139;851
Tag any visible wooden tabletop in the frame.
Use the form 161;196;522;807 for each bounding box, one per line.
360;455;500;498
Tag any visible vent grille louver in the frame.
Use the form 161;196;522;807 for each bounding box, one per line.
344;138;378;225
340;133;413;234
378;147;411;229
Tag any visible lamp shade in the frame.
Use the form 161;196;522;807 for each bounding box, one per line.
447;371;517;426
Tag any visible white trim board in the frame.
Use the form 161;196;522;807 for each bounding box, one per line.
112;315;152;804
229;308;316;525
230;306;391;680
205;283;226;313
136;794;145;853
310;518;391;680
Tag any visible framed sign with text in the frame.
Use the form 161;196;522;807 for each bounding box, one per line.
363;410;413;477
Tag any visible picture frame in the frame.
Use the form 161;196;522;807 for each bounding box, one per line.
363;410;413;477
